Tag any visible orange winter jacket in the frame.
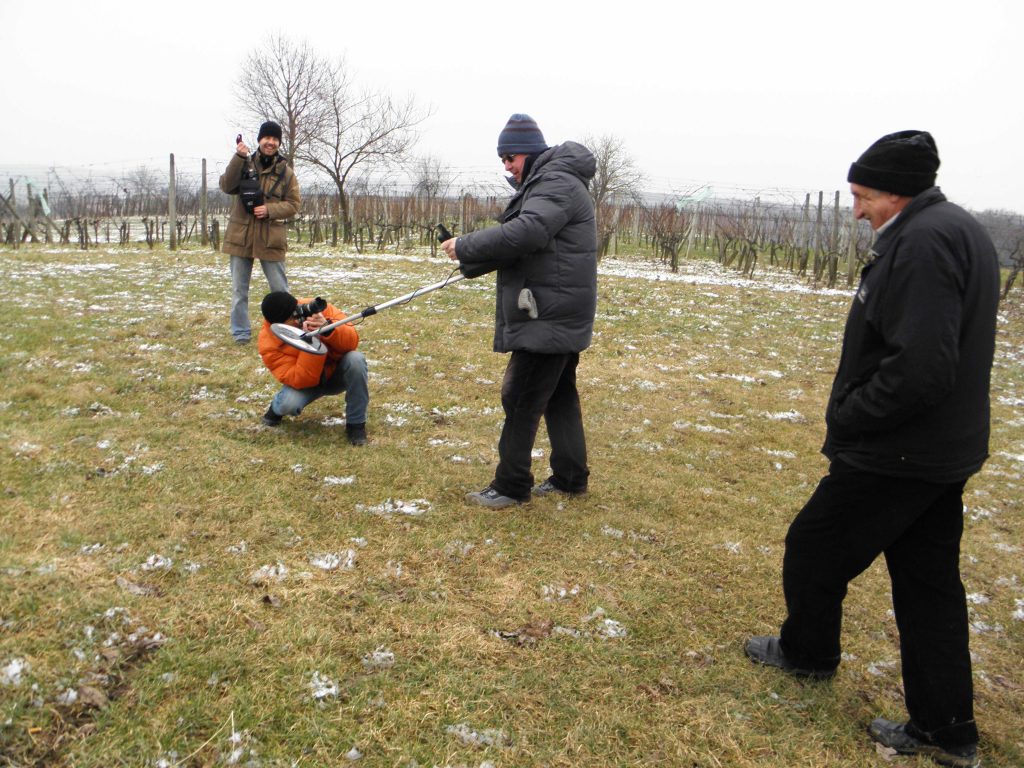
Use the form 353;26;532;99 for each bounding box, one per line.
257;299;360;389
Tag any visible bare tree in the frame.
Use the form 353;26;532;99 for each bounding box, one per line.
410;154;455;200
234;34;334;167
584;133;645;211
118;166;164;215
582;134;645;258
409;154;457;253
298;63;430;242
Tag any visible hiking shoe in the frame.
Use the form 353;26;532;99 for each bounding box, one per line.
868;718;979;768
744;636;837;680
234;337;251;345
533;479;586;497
465;486;522;509
346;423;368;446
261;405;282;427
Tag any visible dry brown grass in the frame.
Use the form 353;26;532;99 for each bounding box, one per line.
0;243;1021;767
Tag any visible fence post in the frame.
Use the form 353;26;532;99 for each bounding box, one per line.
813;191;824;282
43;189;52;243
829;190;841;286
201;158;208;246
168;153;177;251
846;210;859;286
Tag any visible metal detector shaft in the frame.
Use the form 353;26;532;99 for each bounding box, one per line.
271;272;467;355
313;273;466;337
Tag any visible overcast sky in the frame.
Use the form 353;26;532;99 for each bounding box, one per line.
3;0;1021;212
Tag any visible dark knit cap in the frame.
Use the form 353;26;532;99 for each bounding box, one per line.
261;291;297;323
847;130;940;197
496;114;548;156
257;121;283;142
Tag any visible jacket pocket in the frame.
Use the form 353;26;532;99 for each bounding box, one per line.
224;219;249;248
268;221;288;251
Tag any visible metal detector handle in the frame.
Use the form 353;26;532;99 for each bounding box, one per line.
436;223;453;242
298;311;365;342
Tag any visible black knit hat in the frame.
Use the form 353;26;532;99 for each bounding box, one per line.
847;130;940;197
496;114;548;156
257;121;283;142
261;291;297;323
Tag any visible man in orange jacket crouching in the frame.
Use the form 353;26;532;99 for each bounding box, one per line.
257;291;369;445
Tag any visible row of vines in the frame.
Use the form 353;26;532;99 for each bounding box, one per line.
2;170;1022;297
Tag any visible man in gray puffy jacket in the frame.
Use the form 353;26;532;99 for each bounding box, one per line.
441;114;597;508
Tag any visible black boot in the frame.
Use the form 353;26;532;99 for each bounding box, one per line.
868;718;978;768
346;423;367;446
262;405;282;427
744;636;837;680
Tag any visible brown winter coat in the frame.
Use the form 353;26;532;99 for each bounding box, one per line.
218;151;300;262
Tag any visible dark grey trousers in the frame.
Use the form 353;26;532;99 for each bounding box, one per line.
492;350;589;501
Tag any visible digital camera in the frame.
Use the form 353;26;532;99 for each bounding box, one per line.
295;297;327;319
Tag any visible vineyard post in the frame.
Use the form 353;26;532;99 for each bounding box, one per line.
43;189;52;243
168;153;177;250
846;210;858;286
813;190;825;282
830;190;841;286
201;158;208;246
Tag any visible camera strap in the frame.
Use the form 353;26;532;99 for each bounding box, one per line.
265;164;287;201
249;152;288;202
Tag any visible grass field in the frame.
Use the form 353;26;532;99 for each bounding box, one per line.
1;243;1022;767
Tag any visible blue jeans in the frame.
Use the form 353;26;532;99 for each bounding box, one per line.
270;351;369;425
230;256;288;341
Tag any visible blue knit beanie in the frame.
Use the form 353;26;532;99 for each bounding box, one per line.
496;114;548;156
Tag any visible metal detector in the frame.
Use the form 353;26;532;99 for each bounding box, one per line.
271;223;464;356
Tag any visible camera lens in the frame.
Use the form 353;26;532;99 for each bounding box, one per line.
295;297;327;319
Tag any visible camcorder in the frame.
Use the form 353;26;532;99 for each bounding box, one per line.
238;166;264;216
294;297;327;320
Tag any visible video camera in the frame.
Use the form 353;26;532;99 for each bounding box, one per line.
294;296;327;320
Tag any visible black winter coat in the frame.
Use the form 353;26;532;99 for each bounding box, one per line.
455;141;598;354
823;187;1000;482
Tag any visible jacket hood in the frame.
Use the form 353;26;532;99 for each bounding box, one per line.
534;141;597;183
509;141;596;189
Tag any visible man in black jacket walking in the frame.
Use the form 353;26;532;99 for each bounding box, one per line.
745;131;999;768
441;114;597;509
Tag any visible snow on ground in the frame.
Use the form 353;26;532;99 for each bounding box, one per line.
596;256;853;296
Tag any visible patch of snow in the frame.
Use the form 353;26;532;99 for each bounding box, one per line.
1;658;29;686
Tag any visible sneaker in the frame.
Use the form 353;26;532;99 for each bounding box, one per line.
868;718;979;768
261;405;282;427
234;337;251;345
533;479;586;497
465;486;522;509
346;423;368;446
743;636;837;680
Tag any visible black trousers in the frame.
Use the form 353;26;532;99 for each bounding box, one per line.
780;459;977;747
491;350;589;501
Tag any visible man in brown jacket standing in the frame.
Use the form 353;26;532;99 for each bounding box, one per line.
219;120;301;344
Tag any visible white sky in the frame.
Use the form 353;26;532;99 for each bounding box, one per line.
3;0;1022;212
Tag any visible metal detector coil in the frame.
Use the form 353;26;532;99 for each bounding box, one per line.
270;323;327;355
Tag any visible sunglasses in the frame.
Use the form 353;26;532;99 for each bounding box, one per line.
500;154;517;164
